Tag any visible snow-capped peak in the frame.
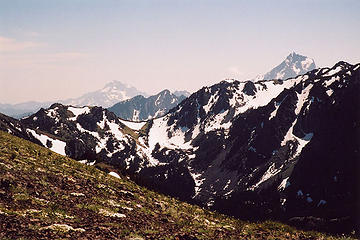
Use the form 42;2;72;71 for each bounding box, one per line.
254;52;316;81
61;81;148;108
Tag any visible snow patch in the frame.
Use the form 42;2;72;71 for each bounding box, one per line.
26;129;66;155
119;119;146;131
68;106;90;121
224;179;231;190
326;89;333;96
248;163;282;190
280;84;314;158
324;76;339;87
78;160;96;166
188;166;205;198
275;71;285;79
203;93;219;114
108;122;125;140
148;117;192;151
109;172;121;179
317;199;327;207
269;101;281;120
323;66;342;77
301;58;314;70
292;65;301;75
278;177;290;191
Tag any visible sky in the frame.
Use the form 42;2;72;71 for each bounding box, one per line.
1;0;359;104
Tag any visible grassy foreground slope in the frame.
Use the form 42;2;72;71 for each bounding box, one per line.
0;131;352;240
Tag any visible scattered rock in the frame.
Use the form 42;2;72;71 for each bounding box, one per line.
99;209;126;218
25;209;41;214
40;223;85;233
122;206;133;211
70;192;85;197
125;234;144;240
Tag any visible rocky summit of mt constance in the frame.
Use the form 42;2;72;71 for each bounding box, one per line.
1;58;359;237
254;52;316;81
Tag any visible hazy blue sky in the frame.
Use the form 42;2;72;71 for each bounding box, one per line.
1;0;359;103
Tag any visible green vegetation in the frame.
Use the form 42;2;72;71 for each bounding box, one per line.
0;130;353;239
121;125;140;140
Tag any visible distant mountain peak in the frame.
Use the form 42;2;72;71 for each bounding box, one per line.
62;81;148;108
254;52;316;81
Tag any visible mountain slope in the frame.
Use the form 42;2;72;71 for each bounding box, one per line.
2;61;359;235
137;61;360;233
18;103;148;173
108;90;187;121
0;112;42;145
0;130;345;240
62;81;148;108
254;52;316;81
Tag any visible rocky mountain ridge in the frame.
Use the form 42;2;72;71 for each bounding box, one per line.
108;89;187;121
1;61;359;234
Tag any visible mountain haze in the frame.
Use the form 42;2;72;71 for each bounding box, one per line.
0;102;52;119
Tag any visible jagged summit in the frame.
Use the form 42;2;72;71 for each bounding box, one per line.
254;52;316;81
108;89;187;121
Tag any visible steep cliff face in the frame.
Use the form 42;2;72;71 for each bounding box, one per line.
210;62;360;231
